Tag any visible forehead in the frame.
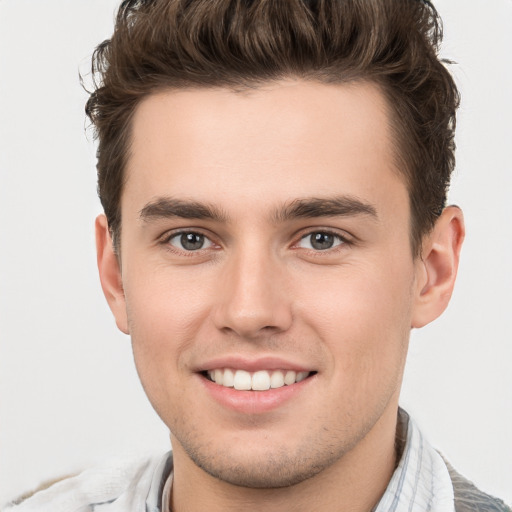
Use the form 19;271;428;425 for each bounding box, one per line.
123;80;406;221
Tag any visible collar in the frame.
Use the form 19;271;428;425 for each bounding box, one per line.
373;408;455;512
147;409;455;512
145;452;173;512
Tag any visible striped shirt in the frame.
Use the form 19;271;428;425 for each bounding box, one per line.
373;409;455;512
5;410;456;512
154;409;456;512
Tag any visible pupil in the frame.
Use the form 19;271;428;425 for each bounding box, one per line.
311;232;334;250
181;233;204;250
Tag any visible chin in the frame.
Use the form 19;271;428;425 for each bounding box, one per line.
174;429;357;489
191;450;334;488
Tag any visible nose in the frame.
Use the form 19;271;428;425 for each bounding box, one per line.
213;246;293;339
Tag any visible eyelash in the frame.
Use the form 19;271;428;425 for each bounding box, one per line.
158;228;353;255
160;229;218;255
293;229;352;253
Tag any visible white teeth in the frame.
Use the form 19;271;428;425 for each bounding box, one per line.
270;370;285;388
207;368;311;391
214;369;224;386
284;370;296;385
233;370;252;390
222;368;235;387
296;371;309;382
252;370;271;391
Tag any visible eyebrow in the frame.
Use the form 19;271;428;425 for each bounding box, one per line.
139;197;228;222
273;196;378;223
139;195;377;224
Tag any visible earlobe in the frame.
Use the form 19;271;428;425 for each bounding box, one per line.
411;206;465;328
95;214;129;334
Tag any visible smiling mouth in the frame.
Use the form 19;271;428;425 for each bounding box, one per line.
202;368;316;391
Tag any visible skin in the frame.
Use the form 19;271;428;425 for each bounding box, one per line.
96;80;464;512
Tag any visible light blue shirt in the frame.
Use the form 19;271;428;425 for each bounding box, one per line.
4;410;456;512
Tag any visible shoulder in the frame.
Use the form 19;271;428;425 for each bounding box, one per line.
2;454;166;512
446;461;512;512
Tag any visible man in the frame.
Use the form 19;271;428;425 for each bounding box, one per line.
4;0;510;511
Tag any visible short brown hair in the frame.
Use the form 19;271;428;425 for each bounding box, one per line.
86;0;459;255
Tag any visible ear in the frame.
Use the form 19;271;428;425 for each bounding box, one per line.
95;214;129;334
411;206;465;328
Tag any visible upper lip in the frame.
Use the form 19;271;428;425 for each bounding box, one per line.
195;356;314;373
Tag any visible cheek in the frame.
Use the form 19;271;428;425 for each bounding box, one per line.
296;262;413;381
122;266;214;402
124;260;214;341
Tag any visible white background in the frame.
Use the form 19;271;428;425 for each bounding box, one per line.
0;0;511;505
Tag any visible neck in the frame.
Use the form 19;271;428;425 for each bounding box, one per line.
170;405;400;512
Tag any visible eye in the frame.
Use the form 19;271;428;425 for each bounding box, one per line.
298;231;346;251
167;232;214;251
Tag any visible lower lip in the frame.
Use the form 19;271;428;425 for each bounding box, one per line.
199;374;315;414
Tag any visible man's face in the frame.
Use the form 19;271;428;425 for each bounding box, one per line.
111;81;425;487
